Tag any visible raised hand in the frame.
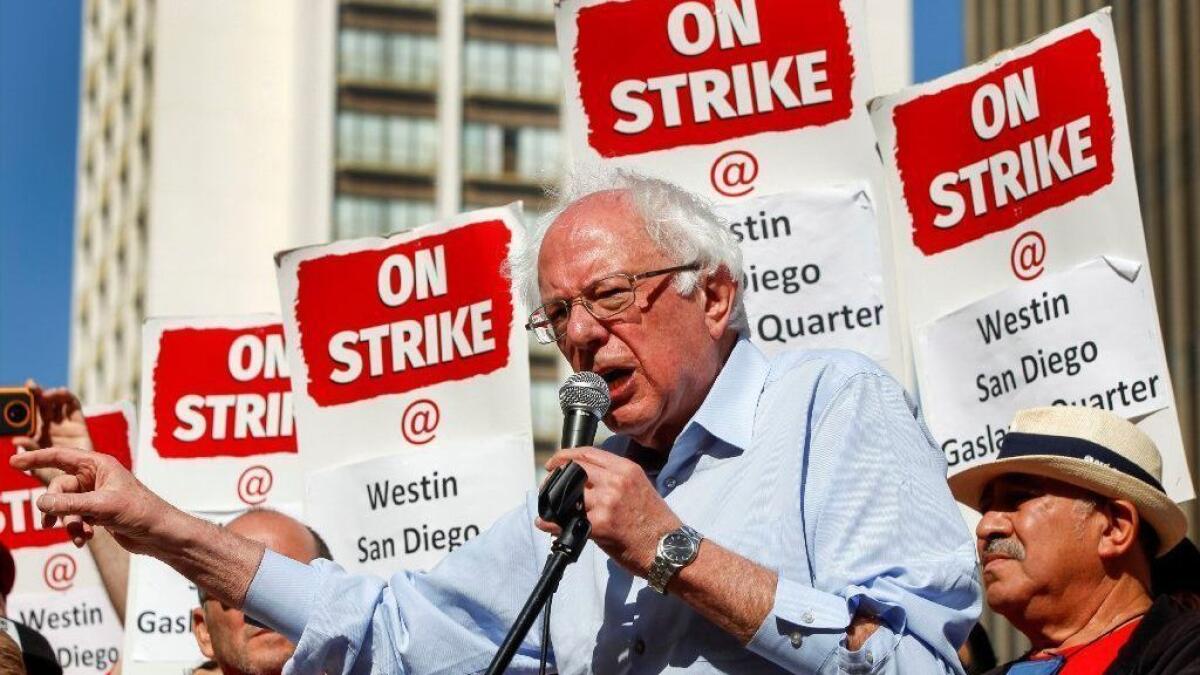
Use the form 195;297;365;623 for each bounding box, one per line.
13;379;94;454
537;447;681;578
10;446;177;553
9;446;264;609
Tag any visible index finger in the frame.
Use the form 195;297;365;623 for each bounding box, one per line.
545;447;612;472
9;447;96;474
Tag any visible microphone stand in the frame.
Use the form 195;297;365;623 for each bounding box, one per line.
484;514;590;674
488;373;607;674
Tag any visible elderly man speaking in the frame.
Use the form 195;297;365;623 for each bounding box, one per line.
16;170;978;673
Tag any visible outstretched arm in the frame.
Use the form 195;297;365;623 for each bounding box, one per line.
10;447;265;609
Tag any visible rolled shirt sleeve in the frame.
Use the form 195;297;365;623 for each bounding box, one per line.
746;367;981;673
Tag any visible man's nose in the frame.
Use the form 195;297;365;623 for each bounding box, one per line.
561;302;607;350
976;509;1013;544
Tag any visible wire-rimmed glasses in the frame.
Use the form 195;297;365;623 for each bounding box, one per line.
524;262;700;344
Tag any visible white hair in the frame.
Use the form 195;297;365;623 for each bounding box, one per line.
512;164;748;336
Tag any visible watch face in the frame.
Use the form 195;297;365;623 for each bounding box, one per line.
661;532;696;564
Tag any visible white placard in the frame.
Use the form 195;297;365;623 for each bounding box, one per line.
556;0;906;377
275;205;534;472
306;436;532;577
918;258;1186;495
714;186;887;360
9;586;122;674
136;314;301;511
868;10;1193;500
276;205;536;573
124;554;204;666
121;505;301;675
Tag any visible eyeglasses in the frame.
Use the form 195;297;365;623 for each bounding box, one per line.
525;262;700;344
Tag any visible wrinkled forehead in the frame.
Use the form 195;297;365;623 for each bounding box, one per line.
537;190;670;292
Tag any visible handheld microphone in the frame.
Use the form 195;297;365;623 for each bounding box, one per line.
538;372;610;527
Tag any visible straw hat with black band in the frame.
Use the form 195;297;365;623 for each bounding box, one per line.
949;406;1187;557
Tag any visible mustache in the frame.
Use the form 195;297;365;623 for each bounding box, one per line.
982;537;1026;561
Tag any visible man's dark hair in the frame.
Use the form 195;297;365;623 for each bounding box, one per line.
1138;523;1160;561
307;525;332;561
1077;491;1159;562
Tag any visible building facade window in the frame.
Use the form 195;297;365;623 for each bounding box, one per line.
465;0;552;17
339;29;438;87
337;111;436;170
334;195;435;239
464;40;560;100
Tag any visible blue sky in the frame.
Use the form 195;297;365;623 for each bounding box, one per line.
0;2;81;388
913;0;965;82
0;1;962;393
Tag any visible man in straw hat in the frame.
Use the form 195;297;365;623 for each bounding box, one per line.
949;406;1200;674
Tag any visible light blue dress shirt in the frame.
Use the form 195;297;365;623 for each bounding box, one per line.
244;339;981;673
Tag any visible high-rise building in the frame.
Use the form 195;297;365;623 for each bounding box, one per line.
70;0;155;404
69;0;571;458
332;0;569;459
70;0;918;458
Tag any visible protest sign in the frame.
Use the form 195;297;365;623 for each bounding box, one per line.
276;205;535;572
869;10;1193;500
2;403;134;675
919;258;1171;467
120;505;301;675
137;315;300;510
306;437;530;576
713;185;887;359
556;0;905;374
126;315;303;672
123;553;199;668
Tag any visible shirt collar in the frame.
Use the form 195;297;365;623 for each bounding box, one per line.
681;337;770;451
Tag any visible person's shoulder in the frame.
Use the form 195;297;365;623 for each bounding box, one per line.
13;622;62;675
1156;593;1200;636
764;348;892;399
1119;593;1200;672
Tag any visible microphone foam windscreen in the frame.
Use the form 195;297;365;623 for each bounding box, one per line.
558;371;611;417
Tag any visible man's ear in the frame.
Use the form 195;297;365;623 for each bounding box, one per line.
702;266;737;340
1096;498;1140;560
192;606;216;659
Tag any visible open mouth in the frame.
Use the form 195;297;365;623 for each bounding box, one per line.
597;367;634;396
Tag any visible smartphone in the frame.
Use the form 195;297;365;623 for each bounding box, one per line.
0;388;36;437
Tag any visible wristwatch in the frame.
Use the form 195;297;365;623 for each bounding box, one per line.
648;525;703;594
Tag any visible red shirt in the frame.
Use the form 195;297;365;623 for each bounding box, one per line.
1024;618;1143;674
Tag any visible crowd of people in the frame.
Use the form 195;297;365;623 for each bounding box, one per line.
4;170;1199;674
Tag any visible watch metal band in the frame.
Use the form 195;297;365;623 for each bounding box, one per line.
648;525;702;594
